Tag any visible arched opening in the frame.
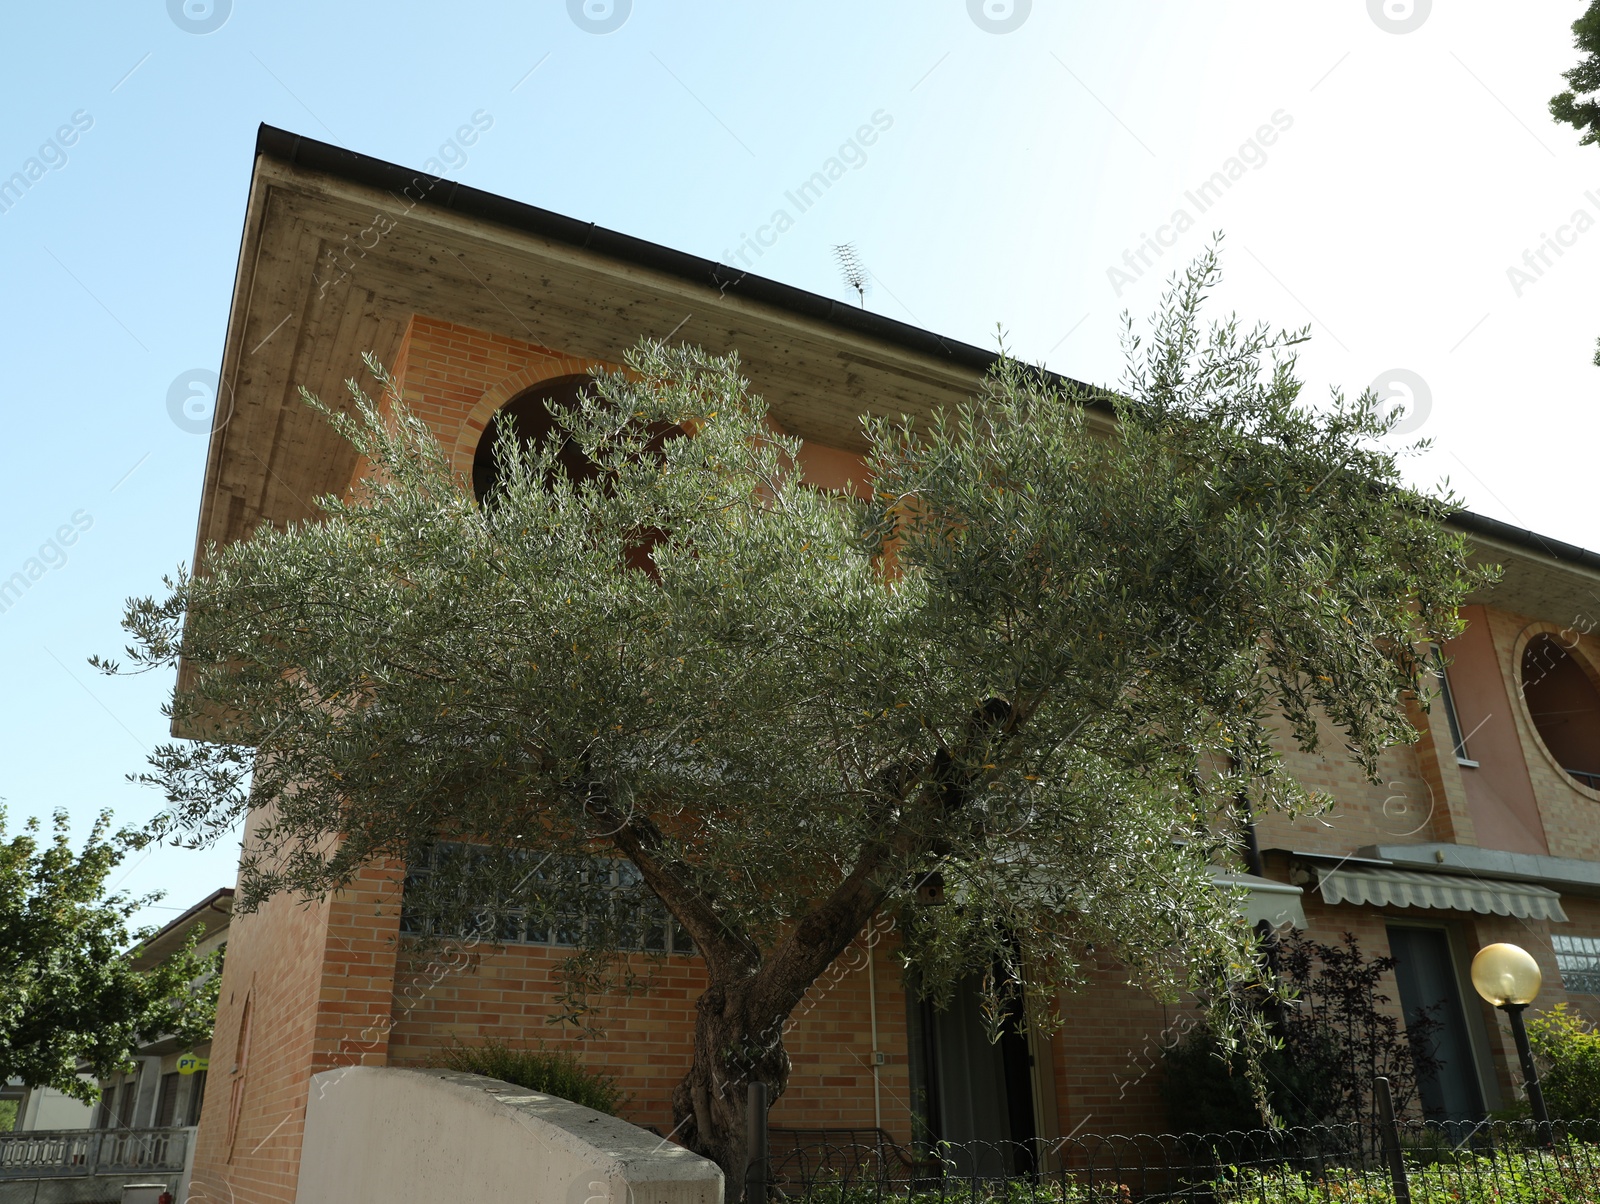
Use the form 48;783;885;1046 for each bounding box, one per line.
1520;633;1600;789
470;375;596;502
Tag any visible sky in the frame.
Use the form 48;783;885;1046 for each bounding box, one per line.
1;0;1595;930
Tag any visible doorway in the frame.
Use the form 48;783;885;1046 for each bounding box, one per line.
908;973;1037;1176
1386;924;1487;1123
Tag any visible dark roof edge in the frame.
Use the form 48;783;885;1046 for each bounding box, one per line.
254;124;1095;392
131;886;234;962
1447;509;1600;578
253;128;1600;576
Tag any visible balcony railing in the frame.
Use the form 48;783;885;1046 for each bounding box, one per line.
1568;767;1600;790
0;1127;192;1180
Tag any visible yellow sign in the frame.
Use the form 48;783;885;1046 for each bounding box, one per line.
176;1053;209;1076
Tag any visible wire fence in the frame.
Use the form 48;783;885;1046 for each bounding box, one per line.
762;1116;1600;1204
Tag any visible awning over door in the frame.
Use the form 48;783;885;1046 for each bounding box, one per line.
1316;865;1568;922
1209;868;1308;930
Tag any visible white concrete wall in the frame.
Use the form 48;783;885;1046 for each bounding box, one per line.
17;1085;94;1131
295;1067;723;1204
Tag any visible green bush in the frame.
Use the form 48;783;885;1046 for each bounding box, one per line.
795;1181;1127;1204
0;1100;15;1132
1162;1025;1342;1131
435;1039;625;1115
790;1144;1600;1204
1528;1003;1600;1123
1162;932;1439;1129
1216;1143;1600;1202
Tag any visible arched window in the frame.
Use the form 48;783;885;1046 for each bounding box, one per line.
1520;634;1600;789
470;375;595;502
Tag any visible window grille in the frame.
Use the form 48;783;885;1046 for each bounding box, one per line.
1553;933;1600;994
401;844;695;956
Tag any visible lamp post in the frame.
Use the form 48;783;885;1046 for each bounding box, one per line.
1470;942;1550;1128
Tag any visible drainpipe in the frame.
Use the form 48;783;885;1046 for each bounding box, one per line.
866;936;882;1131
1232;754;1267;879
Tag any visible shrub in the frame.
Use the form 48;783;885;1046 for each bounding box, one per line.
1216;1142;1600;1202
1162;1025;1341;1131
1163;932;1439;1129
1528;1003;1600;1123
435;1039;625;1115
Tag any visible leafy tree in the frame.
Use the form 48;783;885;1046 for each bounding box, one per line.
1550;1;1600;366
1551;3;1600;149
0;808;218;1102
101;250;1481;1184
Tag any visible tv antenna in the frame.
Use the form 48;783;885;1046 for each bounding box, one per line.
833;243;869;308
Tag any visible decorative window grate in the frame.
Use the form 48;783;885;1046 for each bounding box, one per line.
1553;934;1600;994
401;844;695;956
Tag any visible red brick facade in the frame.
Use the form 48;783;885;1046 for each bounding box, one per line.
189;313;1600;1201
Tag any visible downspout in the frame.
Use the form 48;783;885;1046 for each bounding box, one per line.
866;934;882;1131
1232;753;1267;879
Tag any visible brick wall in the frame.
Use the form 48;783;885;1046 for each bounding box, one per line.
194;311;1600;1199
189;806;333;1204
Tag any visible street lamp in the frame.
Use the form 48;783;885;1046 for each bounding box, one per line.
1470;942;1550;1127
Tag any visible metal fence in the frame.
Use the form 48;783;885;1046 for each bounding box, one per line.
760;1114;1600;1203
0;1128;192;1180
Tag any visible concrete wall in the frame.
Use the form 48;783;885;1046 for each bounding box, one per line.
16;1086;93;1132
293;1067;721;1204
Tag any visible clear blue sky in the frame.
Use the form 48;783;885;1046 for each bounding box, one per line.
2;1;1594;928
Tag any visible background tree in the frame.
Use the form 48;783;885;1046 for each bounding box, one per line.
0;808;218;1102
1550;1;1600;366
102;250;1481;1185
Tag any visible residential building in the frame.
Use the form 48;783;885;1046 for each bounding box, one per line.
187;125;1600;1202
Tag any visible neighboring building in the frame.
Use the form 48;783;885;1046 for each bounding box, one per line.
187;126;1600;1203
11;888;231;1137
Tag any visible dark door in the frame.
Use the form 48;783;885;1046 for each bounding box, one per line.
912;973;1036;1175
1387;925;1485;1123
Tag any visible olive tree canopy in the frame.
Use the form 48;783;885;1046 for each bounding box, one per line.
102;251;1482;1182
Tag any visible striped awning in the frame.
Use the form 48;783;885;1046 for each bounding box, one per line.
1316;865;1568;922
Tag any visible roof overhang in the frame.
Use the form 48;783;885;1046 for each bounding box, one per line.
182;126;1600;740
1449;510;1600;622
130;886;233;968
193;124;1104;564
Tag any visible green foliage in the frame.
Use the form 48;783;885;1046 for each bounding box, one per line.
795;1179;1124;1204
0;1100;15;1132
437;1039;624;1114
101;248;1483;1136
1529;1003;1600;1123
791;1140;1600;1204
1551;2;1600;148
0;808;219;1101
1550;0;1600;369
1216;1142;1600;1203
1164;1025;1340;1132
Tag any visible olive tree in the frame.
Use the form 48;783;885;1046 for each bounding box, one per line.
101;251;1480;1183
